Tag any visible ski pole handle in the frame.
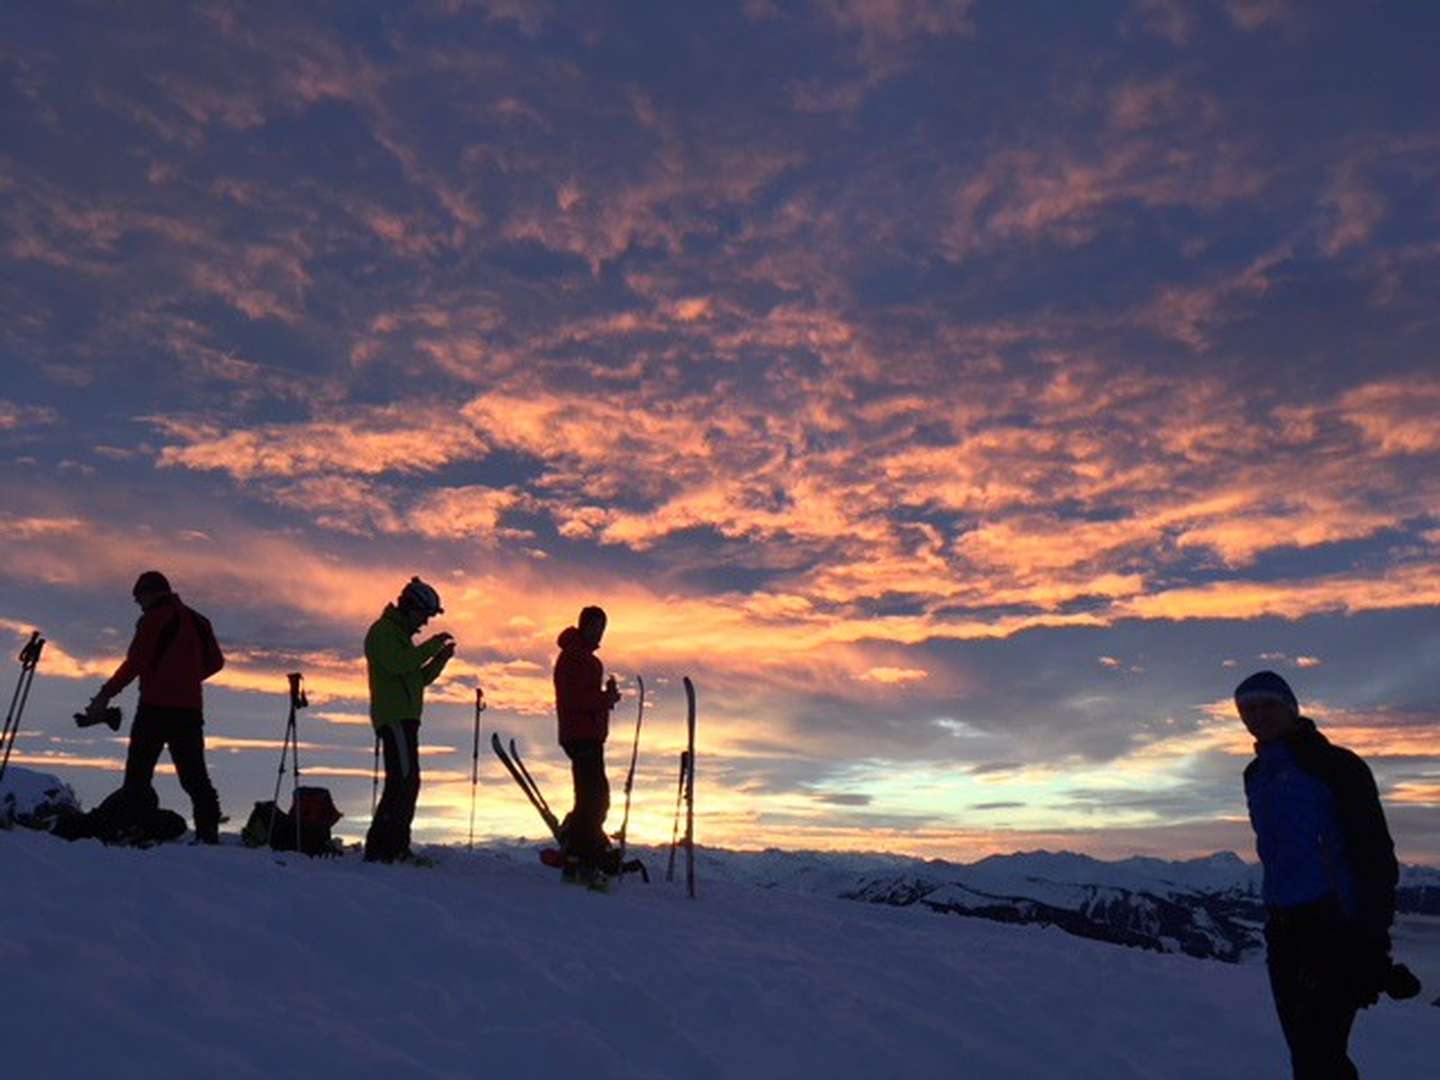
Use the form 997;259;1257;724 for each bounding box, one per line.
18;631;44;666
287;672;308;710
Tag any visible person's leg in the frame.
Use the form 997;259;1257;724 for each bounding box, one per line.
164;709;221;843
395;719;421;856
366;724;409;862
122;704;166;796
1267;920;1304;1078
564;739;608;866
1268;915;1361;1080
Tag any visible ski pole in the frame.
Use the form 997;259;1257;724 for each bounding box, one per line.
371;734;380;817
288;672;307;854
616;675;644;867
469;686;485;850
266;672;307;852
666;749;687;883
0;631;45;787
683;677;697;900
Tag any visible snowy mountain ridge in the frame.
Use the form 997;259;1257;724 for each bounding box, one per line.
679;844;1440;963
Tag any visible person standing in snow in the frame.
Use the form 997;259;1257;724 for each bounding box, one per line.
1237;670;1399;1080
364;577;455;863
553;605;622;881
83;571;226;843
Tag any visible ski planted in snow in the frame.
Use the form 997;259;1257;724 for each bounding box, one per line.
683;676;697;900
615;674;644;867
666;749;687;883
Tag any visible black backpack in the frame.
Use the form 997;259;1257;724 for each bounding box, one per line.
53;786;187;847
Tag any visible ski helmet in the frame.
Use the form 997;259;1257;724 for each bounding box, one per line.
399;576;444;616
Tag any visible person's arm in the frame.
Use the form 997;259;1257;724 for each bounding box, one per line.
1336;752;1399;934
196;612;225;680
98;610;162;700
420;642;455;686
368;622;447;676
1328;749;1400;1007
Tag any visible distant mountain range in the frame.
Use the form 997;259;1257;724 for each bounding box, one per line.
6;766;1437;966
693;847;1440;963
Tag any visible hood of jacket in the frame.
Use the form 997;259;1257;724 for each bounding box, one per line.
557;625;595;653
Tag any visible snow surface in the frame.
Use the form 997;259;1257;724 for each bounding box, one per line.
4;830;1435;1079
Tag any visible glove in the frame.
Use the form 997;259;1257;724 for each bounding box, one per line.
84;692;111;721
1385;962;1422;1001
1346;932;1392;1009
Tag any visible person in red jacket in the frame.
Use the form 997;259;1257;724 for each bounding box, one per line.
83;571;226;843
554;605;621;879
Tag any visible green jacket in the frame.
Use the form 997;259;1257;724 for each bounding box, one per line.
365;605;446;731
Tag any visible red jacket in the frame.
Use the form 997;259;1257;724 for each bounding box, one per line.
554;626;613;743
101;594;225;710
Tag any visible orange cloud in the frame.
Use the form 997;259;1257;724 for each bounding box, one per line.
854;666;928;685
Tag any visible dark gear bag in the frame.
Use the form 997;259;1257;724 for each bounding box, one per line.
243;788;342;856
53;785;187;847
292;786;342;856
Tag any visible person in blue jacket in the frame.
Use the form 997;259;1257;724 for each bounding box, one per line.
1238;670;1399;1080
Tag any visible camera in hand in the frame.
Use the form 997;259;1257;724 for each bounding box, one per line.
74;707;123;733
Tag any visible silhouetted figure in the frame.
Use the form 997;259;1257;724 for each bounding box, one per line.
84;571;225;843
1238;671;1399;1080
364;577;454;863
554;605;621;881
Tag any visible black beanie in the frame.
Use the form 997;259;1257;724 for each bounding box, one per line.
132;571;172;597
1234;670;1298;712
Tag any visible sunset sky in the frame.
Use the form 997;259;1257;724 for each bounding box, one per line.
2;1;1437;863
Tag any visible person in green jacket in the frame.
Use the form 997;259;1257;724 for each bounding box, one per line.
364;577;455;863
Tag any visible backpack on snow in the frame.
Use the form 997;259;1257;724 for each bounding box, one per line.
242;787;342;856
52;785;187;847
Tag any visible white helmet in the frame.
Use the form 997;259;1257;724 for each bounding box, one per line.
399;576;443;616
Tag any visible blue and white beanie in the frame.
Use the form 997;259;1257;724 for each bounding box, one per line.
1234;670;1299;713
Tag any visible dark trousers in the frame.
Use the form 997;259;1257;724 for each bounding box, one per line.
1266;902;1362;1080
366;720;420;862
123;703;221;842
561;738;609;865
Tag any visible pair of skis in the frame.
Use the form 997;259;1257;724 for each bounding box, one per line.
490;732;562;842
491;674;695;896
491;729;650;885
665;677;698;899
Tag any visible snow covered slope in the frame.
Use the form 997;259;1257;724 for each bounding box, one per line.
4;830;1435;1079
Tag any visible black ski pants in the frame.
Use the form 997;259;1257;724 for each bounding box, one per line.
366;719;421;863
123;703;221;842
561;738;609;865
1265;902;1363;1080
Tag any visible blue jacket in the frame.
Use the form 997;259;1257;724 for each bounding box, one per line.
1247;739;1351;910
1243;718;1398;935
